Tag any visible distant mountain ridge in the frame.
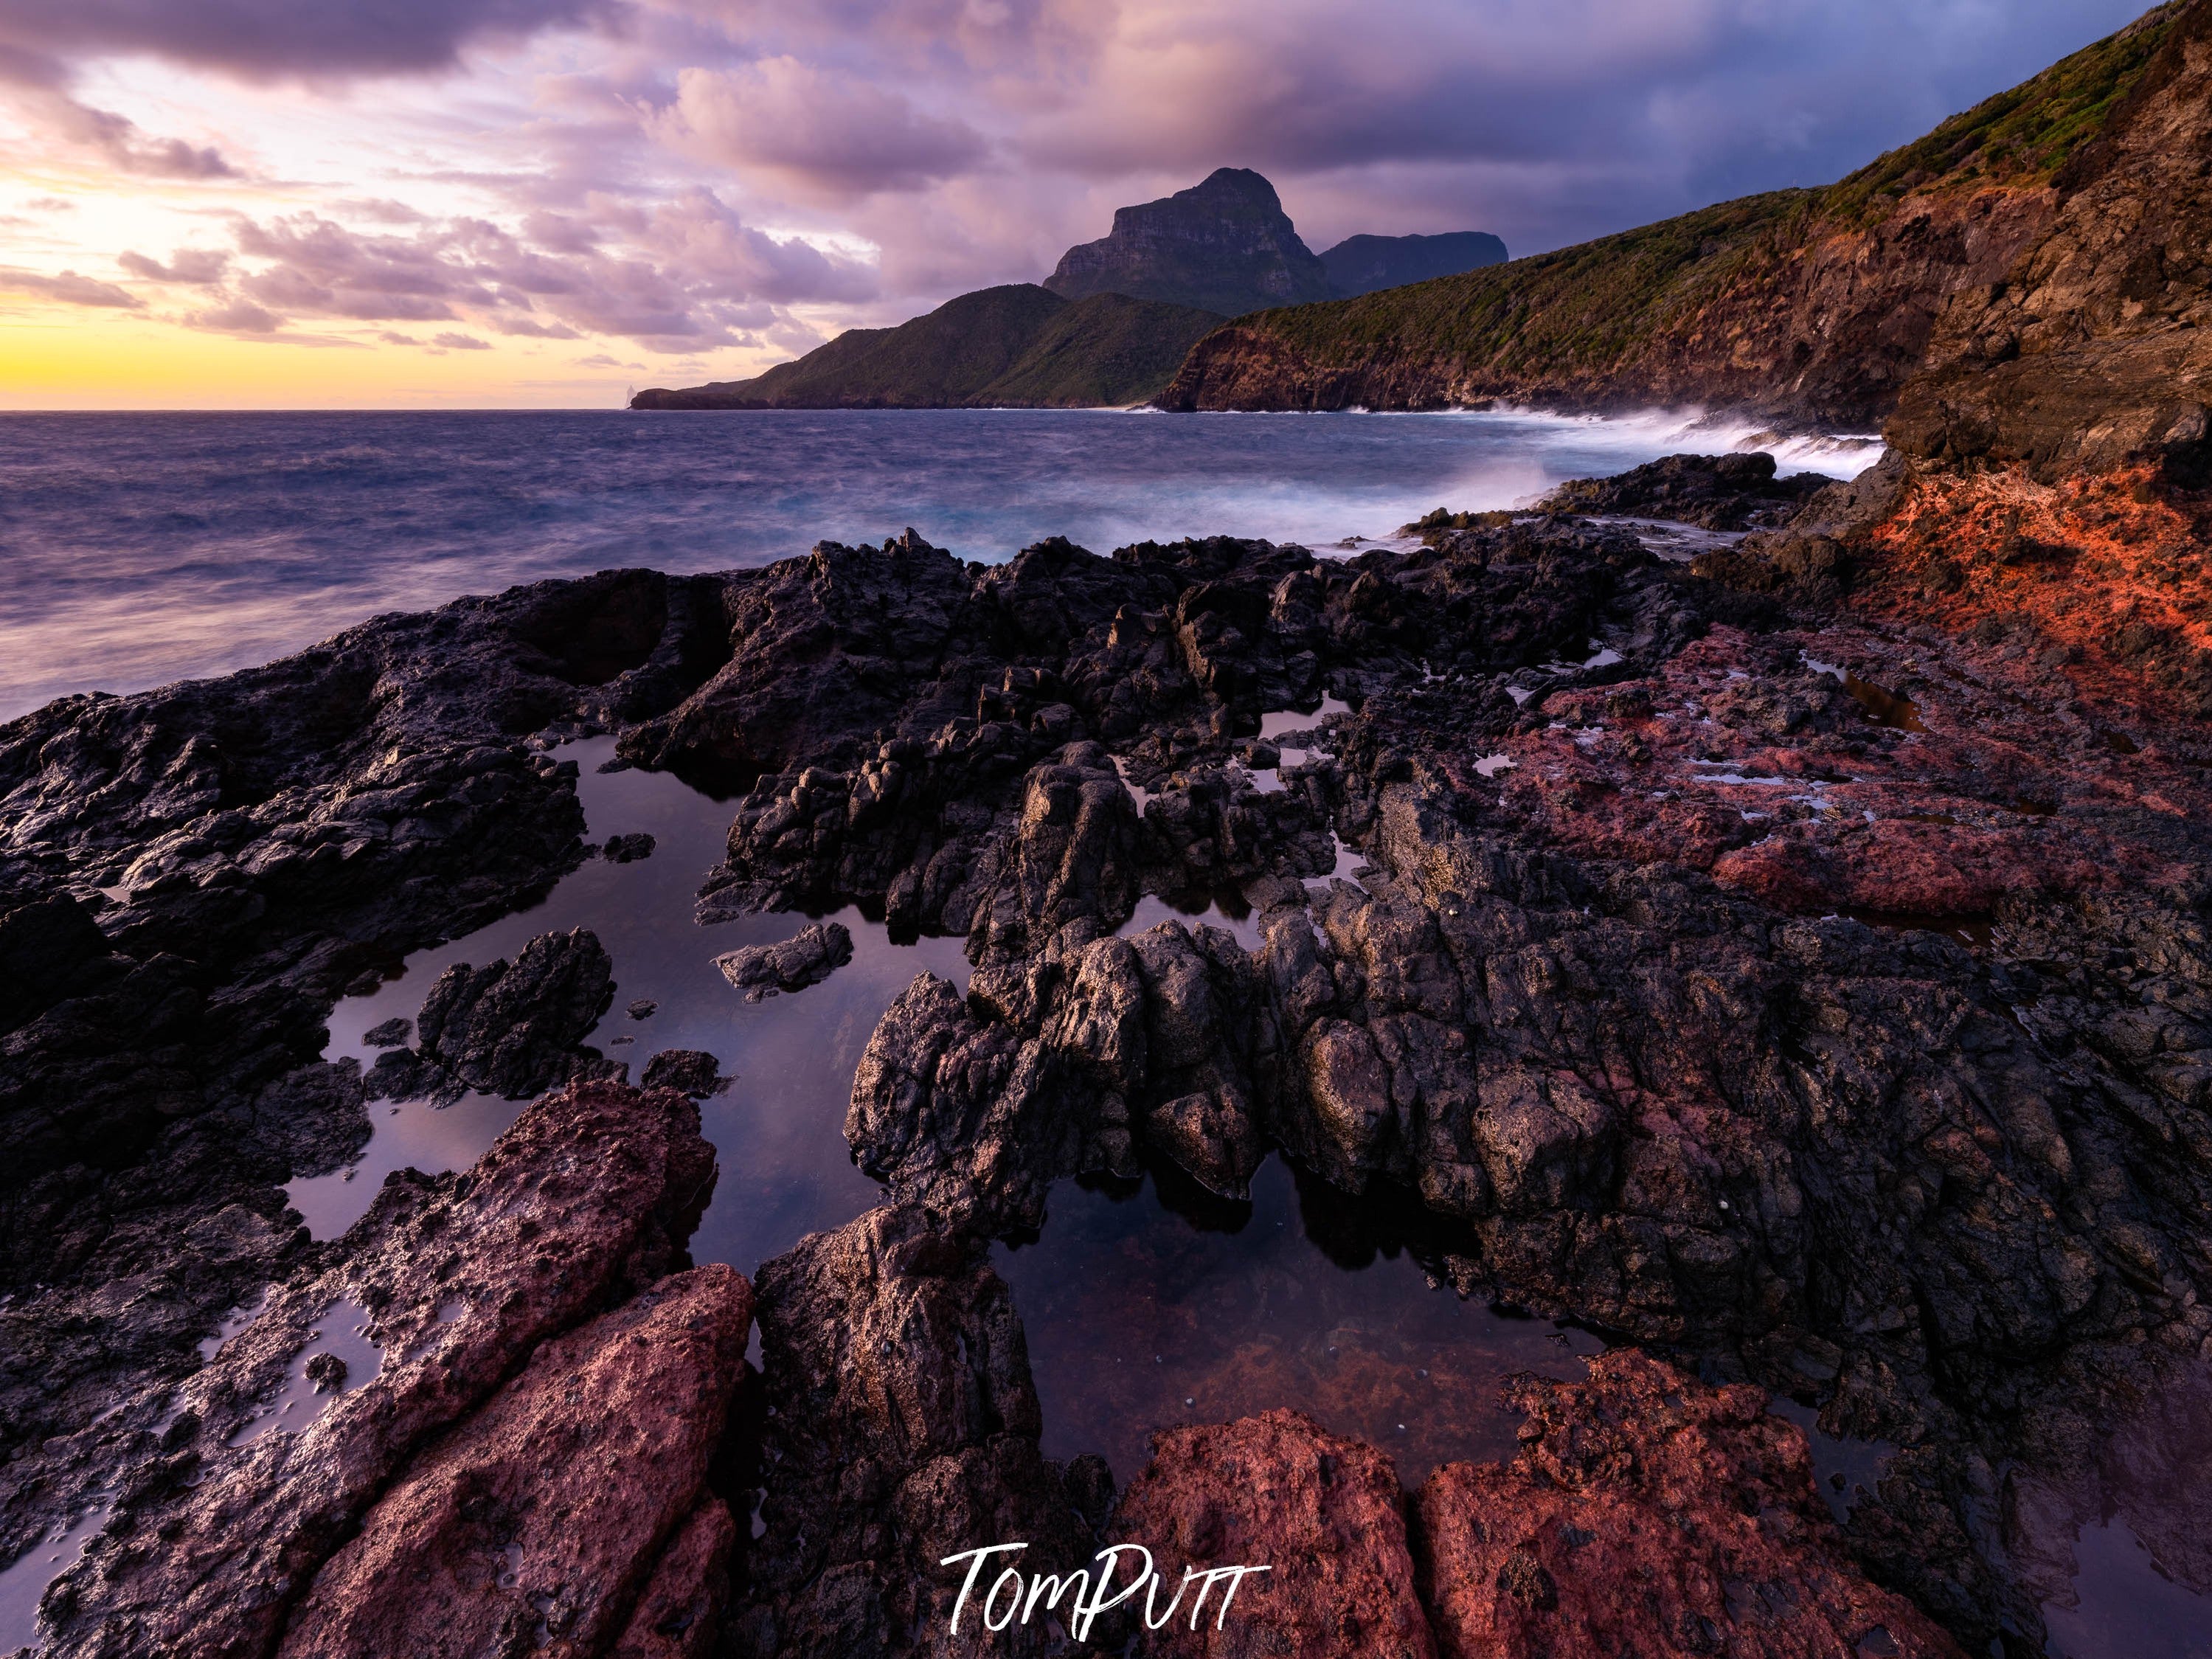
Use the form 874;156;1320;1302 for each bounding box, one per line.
632;167;1507;410
1320;232;1507;299
628;285;1224;409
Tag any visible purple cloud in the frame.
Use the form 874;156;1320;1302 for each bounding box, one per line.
0;266;142;306
0;0;608;79
119;246;230;283
654;56;988;200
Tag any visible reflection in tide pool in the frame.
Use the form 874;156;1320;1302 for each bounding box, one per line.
291;736;968;1272
2042;1520;2212;1659
995;1154;1599;1485
0;1503;108;1656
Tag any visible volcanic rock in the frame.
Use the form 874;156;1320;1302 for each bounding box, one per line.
277;1262;751;1659
1112;1407;1435;1658
604;832;657;863
640;1048;724;1097
0;566;737;1553
415;926;619;1097
1538;451;1834;531
24;1080;720;1658
725;1205;1093;1658
1415;1351;1965;1658
713;921;854;996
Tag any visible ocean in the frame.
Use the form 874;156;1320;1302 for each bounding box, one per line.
0;406;1881;721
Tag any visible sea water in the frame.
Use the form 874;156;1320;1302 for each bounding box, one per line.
0;406;1880;720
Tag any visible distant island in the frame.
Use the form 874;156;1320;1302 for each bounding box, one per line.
630;169;1505;410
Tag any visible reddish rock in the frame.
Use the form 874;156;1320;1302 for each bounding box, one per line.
36;1081;717;1659
1862;465;2212;718
1415;1351;1965;1659
612;1497;740;1659
277;1262;751;1658
1111;1407;1436;1659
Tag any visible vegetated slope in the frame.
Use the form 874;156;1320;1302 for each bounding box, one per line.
1159;1;2187;425
632;285;1224;409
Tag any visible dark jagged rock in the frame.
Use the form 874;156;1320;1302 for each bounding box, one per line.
725;1205;1093;1658
640;1048;724;1097
415;926;619;1097
1045;167;1332;318
12;295;2212;1659
0;567;730;1538
604;832;656;863
1536;451;1833;530
713;921;854;997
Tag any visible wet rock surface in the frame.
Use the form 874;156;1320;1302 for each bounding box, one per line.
13;1079;723;1658
1539;451;1834;531
5;421;2212;1655
725;1205;1092;1659
713;921;855;997
0;567;732;1587
415;925;620;1098
277;1261;750;1659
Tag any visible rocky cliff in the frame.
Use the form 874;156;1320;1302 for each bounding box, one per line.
1160;2;2188;424
1044;167;1334;318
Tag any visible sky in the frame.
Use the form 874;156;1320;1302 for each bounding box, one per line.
0;0;2160;409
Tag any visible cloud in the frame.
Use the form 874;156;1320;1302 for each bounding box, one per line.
186;297;281;330
432;330;490;348
0;265;142;305
0;0;610;80
119;246;229;283
0;72;237;176
205;193;875;351
654;56;988;199
379;329;423;344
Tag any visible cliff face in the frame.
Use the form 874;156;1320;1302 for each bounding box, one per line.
1890;1;2212;479
1160;3;2187;425
1318;231;1507;299
1044;166;1333;317
631;285;1223;410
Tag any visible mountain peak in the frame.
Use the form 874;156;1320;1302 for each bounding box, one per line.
1044;167;1330;316
1178;167;1285;209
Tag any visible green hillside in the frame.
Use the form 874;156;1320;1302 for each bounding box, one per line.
633;285;1224;410
1159;1;2187;419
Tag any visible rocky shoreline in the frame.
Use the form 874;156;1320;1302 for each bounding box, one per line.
4;429;2209;1658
